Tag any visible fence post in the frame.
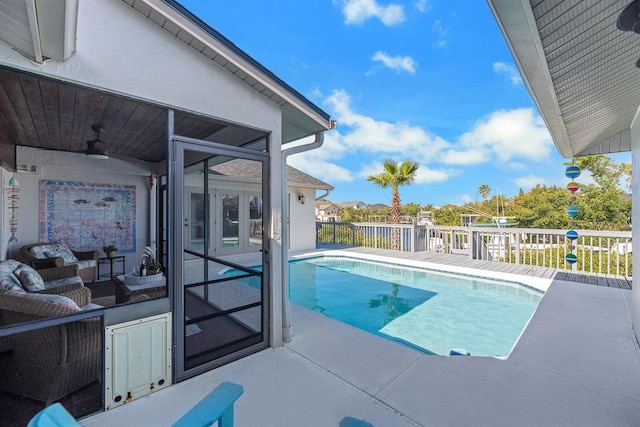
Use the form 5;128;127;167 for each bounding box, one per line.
374;225;378;248
351;223;356;246
469;229;476;259
332;223;336;244
515;232;521;265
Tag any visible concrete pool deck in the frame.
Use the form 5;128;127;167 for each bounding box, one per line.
83;253;640;426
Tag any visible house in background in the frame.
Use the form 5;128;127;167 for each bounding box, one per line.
286;166;334;252
316;201;342;222
0;0;332;421
339;201;367;210
368;203;390;211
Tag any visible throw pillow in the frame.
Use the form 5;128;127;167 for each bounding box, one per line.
29;245;55;259
0;260;23;292
0;259;21;275
0;275;23;292
18;269;45;292
44;249;79;264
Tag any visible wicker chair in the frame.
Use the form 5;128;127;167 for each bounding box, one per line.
0;263;85;354
20;242;99;284
0;286;102;404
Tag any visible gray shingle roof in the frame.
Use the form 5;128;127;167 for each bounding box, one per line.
209;158;333;190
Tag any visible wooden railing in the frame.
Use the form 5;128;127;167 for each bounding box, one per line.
316;222;633;277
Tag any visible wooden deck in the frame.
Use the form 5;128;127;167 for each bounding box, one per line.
323;245;633;290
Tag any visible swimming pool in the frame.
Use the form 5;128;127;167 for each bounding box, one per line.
229;256;543;357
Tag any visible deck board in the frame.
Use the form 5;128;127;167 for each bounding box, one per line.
328;246;632;289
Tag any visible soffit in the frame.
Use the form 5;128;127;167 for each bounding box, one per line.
121;0;333;143
0;0;78;63
488;0;640;158
0;0;38;62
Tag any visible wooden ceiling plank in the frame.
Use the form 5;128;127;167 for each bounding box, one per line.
105;97;144;148
69;85;94;149
0;76;29;146
39;78;63;150
112;105;153;156
93;95;128;153
19;73;50;147
0;69;39;145
57;82;78;152
83;92;110;138
121;106;167;160
0;141;16;170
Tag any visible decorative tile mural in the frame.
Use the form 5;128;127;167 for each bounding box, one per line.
39;180;136;253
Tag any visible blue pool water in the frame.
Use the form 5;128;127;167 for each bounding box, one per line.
229;256;543;357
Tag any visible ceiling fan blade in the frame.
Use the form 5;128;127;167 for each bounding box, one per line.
618;0;640;32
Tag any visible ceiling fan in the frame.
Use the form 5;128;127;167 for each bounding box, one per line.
617;0;640;67
84;124;109;159
618;0;640;33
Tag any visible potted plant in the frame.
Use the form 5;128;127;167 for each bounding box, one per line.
103;245;118;258
143;246;162;275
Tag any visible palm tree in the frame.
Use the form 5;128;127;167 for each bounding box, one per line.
367;159;420;250
478;184;491;201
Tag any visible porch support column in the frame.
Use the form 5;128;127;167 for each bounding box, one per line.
631;106;640;344
269;132;284;348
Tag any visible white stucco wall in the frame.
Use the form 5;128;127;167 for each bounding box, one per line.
288;187;318;253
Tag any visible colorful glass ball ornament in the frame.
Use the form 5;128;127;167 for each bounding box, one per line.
566;205;580;217
565;165;581;179
566;230;579;240
566;181;579;193
565;253;578;264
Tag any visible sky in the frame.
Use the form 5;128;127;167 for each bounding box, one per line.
179;0;631;207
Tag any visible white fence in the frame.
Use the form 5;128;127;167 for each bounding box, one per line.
316;222;632;277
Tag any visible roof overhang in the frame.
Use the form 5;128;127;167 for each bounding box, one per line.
0;0;78;63
121;0;333;143
0;0;334;170
487;0;640;158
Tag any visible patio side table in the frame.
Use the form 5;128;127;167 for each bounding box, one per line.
98;255;125;281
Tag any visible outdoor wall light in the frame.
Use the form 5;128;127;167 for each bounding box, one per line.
298;193;305;204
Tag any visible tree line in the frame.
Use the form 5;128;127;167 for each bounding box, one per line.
338;155;631;231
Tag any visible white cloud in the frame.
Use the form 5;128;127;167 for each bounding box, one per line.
324;90;449;165
513;174;548;189
440;108;553;165
287;131;354;183
413;166;458;184
415;0;430;12
506;162;527;170
289;90;554;189
336;0;405;26
493;61;522;85
440;149;490;165
432;20;448;47
371;51;417;74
